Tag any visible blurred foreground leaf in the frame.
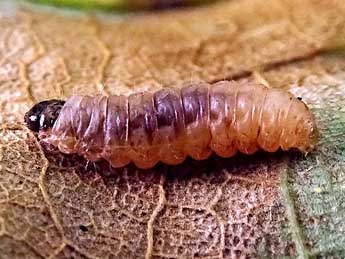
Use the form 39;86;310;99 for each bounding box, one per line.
28;0;211;11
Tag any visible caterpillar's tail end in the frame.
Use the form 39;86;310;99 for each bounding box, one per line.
24;99;65;133
307;124;320;152
299;117;320;154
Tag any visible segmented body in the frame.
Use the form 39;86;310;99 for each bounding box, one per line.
40;81;318;169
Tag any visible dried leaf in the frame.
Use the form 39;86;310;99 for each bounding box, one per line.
0;0;345;258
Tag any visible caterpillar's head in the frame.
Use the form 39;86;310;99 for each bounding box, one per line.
24;100;65;133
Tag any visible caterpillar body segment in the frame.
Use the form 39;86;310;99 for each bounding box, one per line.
24;81;319;169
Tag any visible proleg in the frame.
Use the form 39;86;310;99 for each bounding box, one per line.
24;81;319;169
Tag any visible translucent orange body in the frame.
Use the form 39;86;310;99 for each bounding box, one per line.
41;81;319;169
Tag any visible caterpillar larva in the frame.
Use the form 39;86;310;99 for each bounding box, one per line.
24;81;319;169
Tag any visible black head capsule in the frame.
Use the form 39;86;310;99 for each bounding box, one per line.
24;99;65;132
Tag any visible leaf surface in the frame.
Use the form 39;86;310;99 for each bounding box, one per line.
0;0;345;258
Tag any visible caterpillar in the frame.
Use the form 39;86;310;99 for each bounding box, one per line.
24;81;319;169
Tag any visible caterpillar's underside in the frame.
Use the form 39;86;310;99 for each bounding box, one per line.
25;81;319;169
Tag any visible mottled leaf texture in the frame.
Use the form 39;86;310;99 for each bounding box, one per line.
0;0;345;258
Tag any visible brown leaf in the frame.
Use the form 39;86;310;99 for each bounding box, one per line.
1;0;345;258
